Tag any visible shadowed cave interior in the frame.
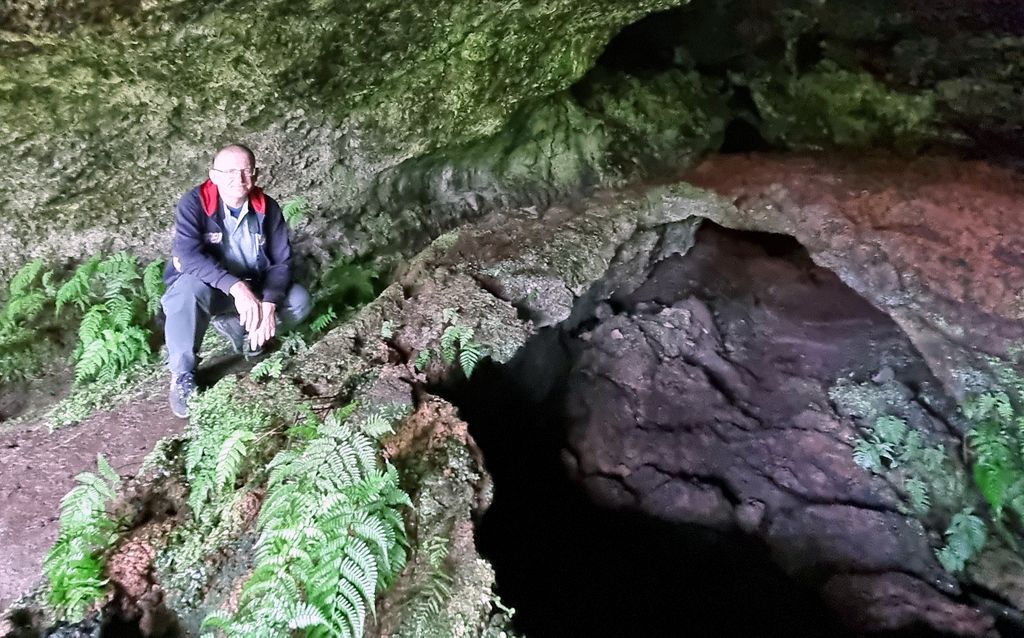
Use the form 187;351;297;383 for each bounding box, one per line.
443;221;958;638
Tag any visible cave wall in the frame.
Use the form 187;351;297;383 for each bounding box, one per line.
3;0;1022;282
0;0;684;277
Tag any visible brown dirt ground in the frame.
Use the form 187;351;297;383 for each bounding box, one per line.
0;394;185;611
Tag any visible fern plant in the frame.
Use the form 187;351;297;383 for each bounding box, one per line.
153;378;278;605
183;377;272;526
415;309;486;378
309;305;337;333
142;259;166;318
281;197;308;226
440;324;483;377
203;407;411;637
851;414;982;571
43;455;122;621
56;253;165;385
250;333;308;382
964;391;1024;525
936;508;987;573
396;535;454;635
414;348;434;372
249;356;284;381
55;256;101;315
853;415;963;508
305;256;382;338
0;258;57;382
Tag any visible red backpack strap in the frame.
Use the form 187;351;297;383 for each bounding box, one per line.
249;186;267;215
199;179;219;216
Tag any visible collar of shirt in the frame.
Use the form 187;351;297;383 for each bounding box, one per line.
224;199;249;221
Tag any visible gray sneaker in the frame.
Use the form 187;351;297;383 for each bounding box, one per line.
169;372;196;418
211;315;264;359
211;315;246;354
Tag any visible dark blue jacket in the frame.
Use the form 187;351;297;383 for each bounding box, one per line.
163;180;293;305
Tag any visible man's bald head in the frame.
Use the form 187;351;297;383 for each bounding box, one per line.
209;144;258;207
212;144;256;168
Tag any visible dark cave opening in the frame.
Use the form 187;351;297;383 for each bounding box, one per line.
441;221;972;637
446;346;853;638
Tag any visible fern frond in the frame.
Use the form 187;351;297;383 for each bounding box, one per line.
2;290;47;324
937;509;987;573
874;415;907;447
853;438;882;473
973;462;1012;518
44;456;121;621
9;258;46;296
78;305;107;344
74;338;110;384
314;258;379;310
361;412;394;438
459;341;483;377
904;477;931;514
440;325;472;364
423;535;450;569
337;572;371;627
280;332;307;355
994;392;1014;421
56;256;101;315
414;349;433;372
281;197;308;226
104;296;136;329
310;306;337;333
250;355;284;381
201;610;234;631
41;270;57;296
142;259;166;317
287;601;329;630
216;430;255;489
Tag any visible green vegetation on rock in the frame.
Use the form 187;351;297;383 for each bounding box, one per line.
744;61;940;150
0;258;58;383
43;454;122;622
205;406;410;637
848;381;1024;575
575;67;729;175
0;252;166;427
416;308;487;378
0;0;684;278
965;391;1024;529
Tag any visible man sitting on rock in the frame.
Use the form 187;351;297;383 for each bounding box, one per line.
161;143;311;418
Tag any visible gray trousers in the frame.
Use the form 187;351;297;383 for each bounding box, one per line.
161;273;312;375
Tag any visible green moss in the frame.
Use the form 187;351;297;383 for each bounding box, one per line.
0;0;687;279
576;67;729;175
746;61;941;150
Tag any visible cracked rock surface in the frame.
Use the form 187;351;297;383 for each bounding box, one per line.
563;223;995;635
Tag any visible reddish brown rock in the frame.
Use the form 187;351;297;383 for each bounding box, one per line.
684;154;1024;399
686;153;1024;399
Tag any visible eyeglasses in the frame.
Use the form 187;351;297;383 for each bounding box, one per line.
211;167;258;179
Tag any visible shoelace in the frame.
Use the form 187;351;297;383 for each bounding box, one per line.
175;375;195;399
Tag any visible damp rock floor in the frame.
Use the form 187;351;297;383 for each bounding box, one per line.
0;353;249;613
0;395;183;610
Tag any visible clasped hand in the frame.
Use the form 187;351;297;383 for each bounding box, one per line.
229;282;277;350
